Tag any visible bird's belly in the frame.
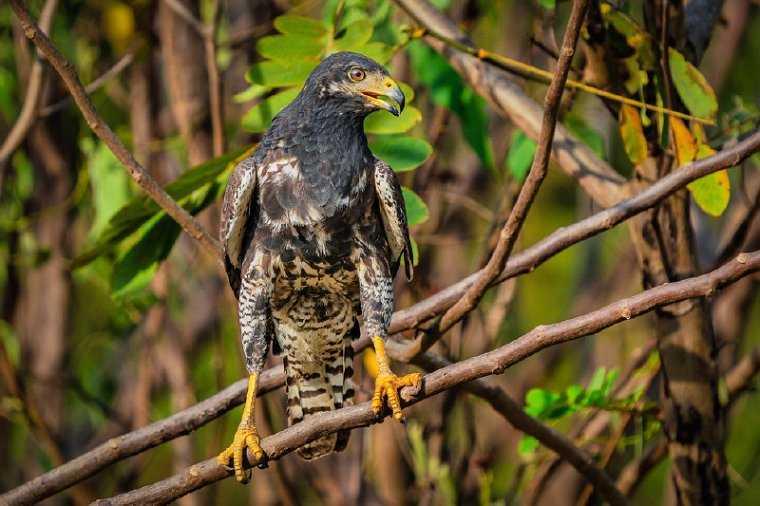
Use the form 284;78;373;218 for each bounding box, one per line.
271;257;359;358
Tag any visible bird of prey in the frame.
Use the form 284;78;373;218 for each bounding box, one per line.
217;51;421;483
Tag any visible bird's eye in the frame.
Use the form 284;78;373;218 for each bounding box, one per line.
348;67;366;82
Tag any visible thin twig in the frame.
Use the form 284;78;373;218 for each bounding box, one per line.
39;52;134;117
0;0;58;189
9;0;221;264
94;250;760;504
435;0;589;337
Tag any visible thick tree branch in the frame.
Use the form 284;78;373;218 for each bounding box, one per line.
435;0;589;336
392;0;626;208
94;250;760;504
9;0;221;264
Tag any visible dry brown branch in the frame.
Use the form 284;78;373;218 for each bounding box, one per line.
392;0;626;208
93;250;760;504
9;0;221;264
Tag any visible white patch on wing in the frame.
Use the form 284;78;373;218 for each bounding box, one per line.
225;167;257;268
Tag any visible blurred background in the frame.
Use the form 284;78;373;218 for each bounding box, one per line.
1;0;760;504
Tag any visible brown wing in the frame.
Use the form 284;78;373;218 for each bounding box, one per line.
219;155;258;297
373;158;413;281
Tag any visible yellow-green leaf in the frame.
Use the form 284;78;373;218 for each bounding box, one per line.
369;137;432;172
241;87;300;132
257;34;324;61
687;143;730;216
402;186;429;226
365;105;422;134
332;19;373;52
274;15;327;39
669;117;697;167
668;48;718;121
619;104;647;164
245;60;318;88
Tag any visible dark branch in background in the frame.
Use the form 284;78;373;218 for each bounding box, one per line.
0;0;58;191
94;251;760;504
434;0;589;337
5;126;760;505
392;0;626;208
161;0;225;156
9;0;221;264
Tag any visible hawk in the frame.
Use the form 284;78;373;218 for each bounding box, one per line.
217;51;421;483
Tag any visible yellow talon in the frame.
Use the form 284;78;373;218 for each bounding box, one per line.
370;335;422;422
217;374;266;483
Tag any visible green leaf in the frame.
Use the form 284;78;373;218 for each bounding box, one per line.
506;130;537;182
564;113;605;159
241;87;300;133
518;435;539;456
402;187;429;226
245;60;318;88
81;137;133;236
274;15;327;39
257;34;324;61
538;0;556;8
566;385;586;404
408;43;493;169
587;367;607;394
111;212;180;300
668;48;718;121
364;105;422;134
369;137;432;172
524;388;562;418
688;171;730;217
73;145;250;268
619;104;648;164
358;42;393;65
332;19;373;52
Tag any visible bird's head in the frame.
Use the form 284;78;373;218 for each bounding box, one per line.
303;52;405;117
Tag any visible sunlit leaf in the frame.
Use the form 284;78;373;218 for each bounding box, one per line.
668;48;718;121
257;34;324;61
518;435;539;455
402;187;429;226
332;19;373;52
619;104;648;164
245;60;318;88
506;130;537;182
669;117;698;167
369;137;432;172
687;143;730;216
364;105;422;134
358;42;393;65
241;87;300;133
274;15;327;39
81;137;133;236
524;388;562;418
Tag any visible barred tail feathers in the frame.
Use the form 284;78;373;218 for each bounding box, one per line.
284;327;355;460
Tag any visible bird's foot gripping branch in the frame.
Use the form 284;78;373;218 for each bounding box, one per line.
217;374;266;484
370;334;423;422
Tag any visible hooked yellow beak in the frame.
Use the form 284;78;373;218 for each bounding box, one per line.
360;77;406;116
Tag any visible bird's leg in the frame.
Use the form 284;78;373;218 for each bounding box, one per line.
370;334;422;422
218;254;271;483
217;374;265;483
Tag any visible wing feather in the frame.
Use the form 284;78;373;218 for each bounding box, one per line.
220;155;258;296
373;158;413;280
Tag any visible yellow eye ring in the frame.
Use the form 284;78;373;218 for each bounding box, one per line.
348;67;366;82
